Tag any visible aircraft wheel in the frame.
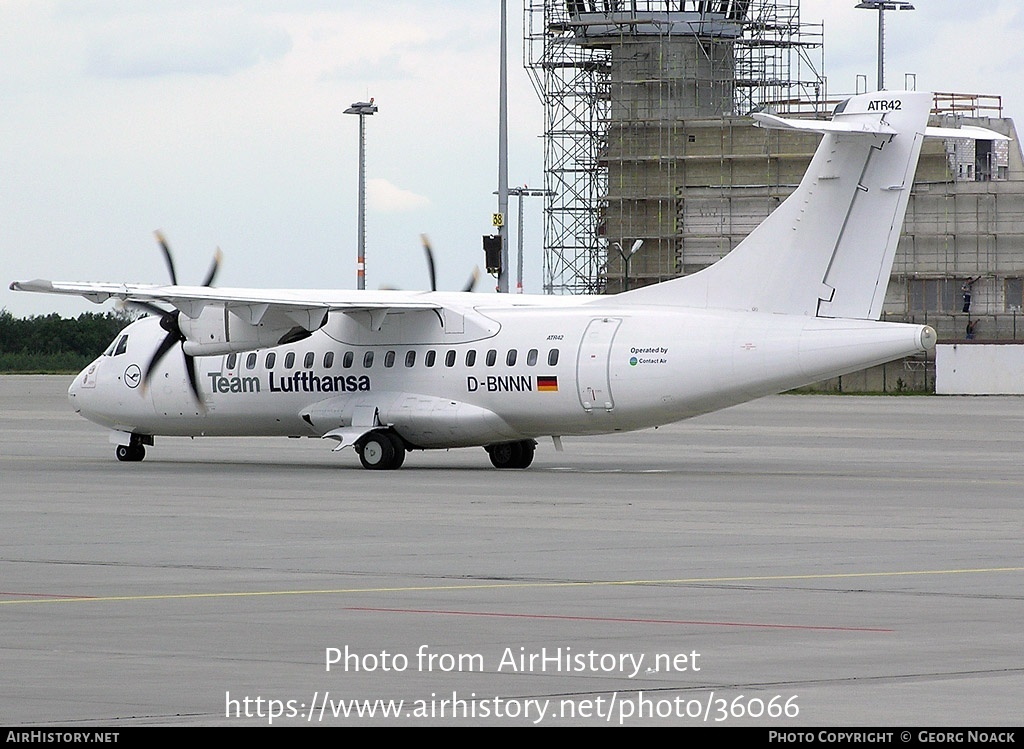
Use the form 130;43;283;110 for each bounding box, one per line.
358;431;402;470
486;441;521;469
116;444;145;462
486;440;533;469
516;440;536;469
386;432;407;469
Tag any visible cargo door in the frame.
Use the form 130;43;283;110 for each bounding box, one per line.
576;317;621;411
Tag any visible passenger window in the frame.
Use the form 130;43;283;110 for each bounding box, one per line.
384;350;396;368
506;349;517;366
304;352;314;369
405;350;416;368
226;353;237;370
285;352;295;369
245;352;257;370
466;350;476;367
445;350;456;367
425;350;436;367
527;348;538;366
343;351;354;369
113;335;129;357
548;348;559;366
324;351;335;368
265;352;276;369
363;351;374;368
485;349;497;367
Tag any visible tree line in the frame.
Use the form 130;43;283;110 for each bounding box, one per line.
0;309;134;373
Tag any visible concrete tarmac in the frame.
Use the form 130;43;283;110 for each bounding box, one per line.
1;375;1021;726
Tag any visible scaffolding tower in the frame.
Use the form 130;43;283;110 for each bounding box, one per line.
524;0;824;294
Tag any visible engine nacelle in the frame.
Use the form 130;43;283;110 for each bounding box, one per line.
179;305;327;356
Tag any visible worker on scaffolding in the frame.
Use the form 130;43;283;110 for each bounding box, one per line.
961;276;981;313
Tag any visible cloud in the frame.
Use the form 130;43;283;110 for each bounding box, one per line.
321;53;412;83
367;178;430;212
86;12;292;78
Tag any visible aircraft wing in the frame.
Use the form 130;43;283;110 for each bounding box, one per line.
10;279;442;313
10;279;450;354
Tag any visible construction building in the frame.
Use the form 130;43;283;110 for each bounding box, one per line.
525;0;1024;390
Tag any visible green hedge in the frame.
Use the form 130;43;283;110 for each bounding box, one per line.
0;309;133;373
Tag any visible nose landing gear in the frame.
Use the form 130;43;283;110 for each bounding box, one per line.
115;434;151;462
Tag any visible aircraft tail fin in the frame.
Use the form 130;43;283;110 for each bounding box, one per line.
616;91;1007;320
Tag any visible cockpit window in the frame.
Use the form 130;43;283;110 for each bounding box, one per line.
112;335;129;357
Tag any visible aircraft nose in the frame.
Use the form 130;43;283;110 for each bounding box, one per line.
68;372;81;410
67;362;94;413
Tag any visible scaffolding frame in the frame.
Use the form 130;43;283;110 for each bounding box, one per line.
524;2;610;294
525;0;824;295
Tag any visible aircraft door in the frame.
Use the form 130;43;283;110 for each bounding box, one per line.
150;369;192;417
576;317;621;411
150;353;204;417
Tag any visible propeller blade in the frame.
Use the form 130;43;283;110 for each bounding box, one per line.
154;231;178;285
145;233;212;407
420;234;437;292
201;247;223;287
462;266;481;293
143;330;181;390
183;352;202;404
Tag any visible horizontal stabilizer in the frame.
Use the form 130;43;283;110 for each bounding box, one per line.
756;116;1010;144
924;125;1010;141
753;112;897;137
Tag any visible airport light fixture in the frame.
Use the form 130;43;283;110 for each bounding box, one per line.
611;239;644;292
855;0;915;91
507;186;555;293
344;99;378;290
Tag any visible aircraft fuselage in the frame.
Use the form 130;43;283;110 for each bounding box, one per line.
70;301;932;451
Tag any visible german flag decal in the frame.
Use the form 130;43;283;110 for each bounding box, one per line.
537;375;558;392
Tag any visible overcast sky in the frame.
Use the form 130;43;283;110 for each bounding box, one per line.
3;0;1021;318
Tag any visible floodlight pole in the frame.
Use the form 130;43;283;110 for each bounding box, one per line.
497;0;510;293
504;187;555;293
345;99;378;290
855;1;915;91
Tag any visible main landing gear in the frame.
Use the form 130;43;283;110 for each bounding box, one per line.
356;430;407;471
485;440;536;469
354;433;536;470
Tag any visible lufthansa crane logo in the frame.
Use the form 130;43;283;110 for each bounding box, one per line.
123;364;142;389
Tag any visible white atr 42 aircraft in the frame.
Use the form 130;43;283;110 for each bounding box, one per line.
12;92;1006;470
